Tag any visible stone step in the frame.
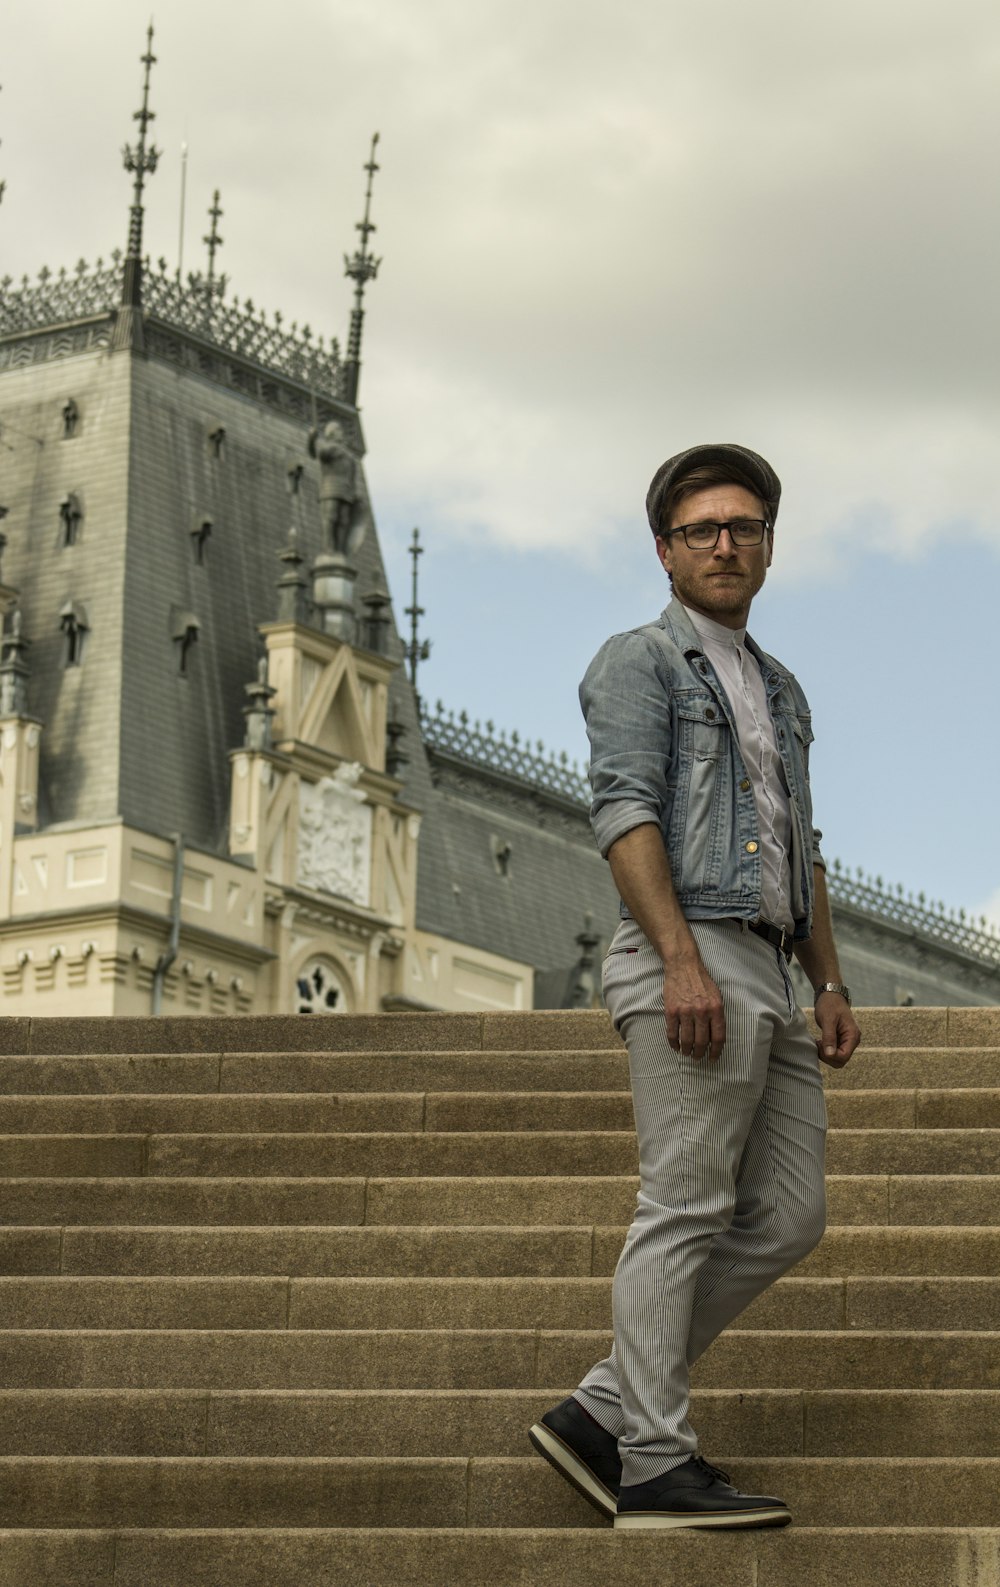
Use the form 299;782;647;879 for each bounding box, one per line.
15;1385;1000;1459
0;1453;996;1529
1;1128;996;1180
0;1094;433;1133
0;1274;995;1332
2;1526;994;1587
2;1010;633;1059
0;1328;995;1390
1;1274;984;1334
4;1174;999;1227
358;1173;1000;1227
6;1221;996;1279
145;1131;641;1178
0;1087;997;1134
14;1005;991;1056
0;1387;994;1458
827;1087;1000;1128
0;1052;630;1096
822;1047;1000;1088
5;1046;1000;1098
3;1088;997;1134
826;1128;1000;1174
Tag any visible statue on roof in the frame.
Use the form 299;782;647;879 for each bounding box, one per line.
308;419;366;557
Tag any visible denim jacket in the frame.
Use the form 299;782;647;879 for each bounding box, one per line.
579;598;823;939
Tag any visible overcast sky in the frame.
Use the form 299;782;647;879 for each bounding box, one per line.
3;0;1000;933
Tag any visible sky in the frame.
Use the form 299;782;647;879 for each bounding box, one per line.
2;0;999;931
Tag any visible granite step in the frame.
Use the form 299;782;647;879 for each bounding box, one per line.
13;1005;988;1055
12;1271;999;1333
5;1087;998;1136
0;1453;996;1529
821;1047;1000;1089
1;1526;993;1587
1;1128;996;1180
4;1173;999;1227
0;1386;993;1458
0;1328;995;1391
0;1272;976;1335
1;1087;997;1133
6;1045;1000;1097
4;1221;996;1279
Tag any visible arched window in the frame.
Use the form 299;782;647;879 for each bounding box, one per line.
295;958;348;1014
191;517;213;566
59;600;89;667
59;493;82;546
171;610;201;676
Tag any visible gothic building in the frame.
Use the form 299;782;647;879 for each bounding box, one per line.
1;32;998;1017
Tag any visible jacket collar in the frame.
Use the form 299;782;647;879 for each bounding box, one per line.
659;597;791;688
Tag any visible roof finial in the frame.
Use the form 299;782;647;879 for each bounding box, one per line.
404;527;431;697
203;188;225;300
342;132;382;407
120;23;160;312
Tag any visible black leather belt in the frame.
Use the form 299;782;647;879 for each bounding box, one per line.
746;918;794;961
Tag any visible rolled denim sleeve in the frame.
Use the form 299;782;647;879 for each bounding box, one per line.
579;631;671;859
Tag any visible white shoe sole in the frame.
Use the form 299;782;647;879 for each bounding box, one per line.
614;1505;792;1530
528;1420;618;1518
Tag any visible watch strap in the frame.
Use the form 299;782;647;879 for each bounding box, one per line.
814;981;851;1007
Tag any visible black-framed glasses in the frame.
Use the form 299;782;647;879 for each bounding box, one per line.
666;518;769;550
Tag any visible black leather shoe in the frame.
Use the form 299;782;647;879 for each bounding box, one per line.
528;1396;621;1518
614;1455;792;1530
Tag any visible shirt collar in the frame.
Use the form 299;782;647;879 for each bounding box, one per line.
680;603;747;649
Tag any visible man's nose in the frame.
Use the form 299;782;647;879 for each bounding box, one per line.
713;529;738;554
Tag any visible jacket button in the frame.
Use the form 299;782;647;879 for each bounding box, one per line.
745;841;759;854
705;708;716;720
740;778;751;792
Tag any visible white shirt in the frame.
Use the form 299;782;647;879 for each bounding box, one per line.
683;605;794;932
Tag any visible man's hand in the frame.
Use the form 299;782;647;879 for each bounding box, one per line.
814;992;861;1068
664;955;726;1062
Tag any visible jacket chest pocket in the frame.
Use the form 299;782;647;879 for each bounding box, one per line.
675;693;727;762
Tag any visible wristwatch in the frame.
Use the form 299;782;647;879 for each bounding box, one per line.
814;981;851;1007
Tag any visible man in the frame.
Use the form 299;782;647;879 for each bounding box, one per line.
529;443;861;1530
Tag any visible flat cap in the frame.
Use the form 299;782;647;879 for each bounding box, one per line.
646;443;781;536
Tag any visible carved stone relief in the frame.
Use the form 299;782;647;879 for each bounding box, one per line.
297;762;372;907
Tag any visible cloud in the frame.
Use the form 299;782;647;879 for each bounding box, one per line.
3;0;998;575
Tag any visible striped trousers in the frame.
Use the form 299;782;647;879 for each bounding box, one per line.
576;917;827;1488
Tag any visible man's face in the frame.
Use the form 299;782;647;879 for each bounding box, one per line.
655;483;773;629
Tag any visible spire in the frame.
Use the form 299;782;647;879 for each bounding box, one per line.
121;24;160;308
342;132;382;407
113;23;160;350
404;527;431;696
276;523;309;624
203;188;225;300
242;654;277;753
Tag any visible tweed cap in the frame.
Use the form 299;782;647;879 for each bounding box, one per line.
646;443;781;536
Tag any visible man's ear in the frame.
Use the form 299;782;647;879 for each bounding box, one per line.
766;530;774;568
655;534;672;575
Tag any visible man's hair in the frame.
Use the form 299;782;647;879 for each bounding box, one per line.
655;462;771;538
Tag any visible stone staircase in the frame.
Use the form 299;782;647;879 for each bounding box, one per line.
0;1007;997;1586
